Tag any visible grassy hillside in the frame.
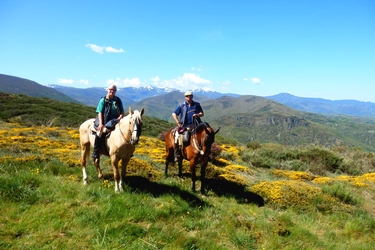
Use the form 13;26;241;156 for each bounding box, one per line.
0;95;375;248
0;93;173;137
3;92;375;152
0;74;79;104
1;121;375;249
0;93;95;127
133;93;375;151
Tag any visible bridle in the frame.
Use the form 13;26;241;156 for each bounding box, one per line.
118;112;142;145
191;122;212;156
130;114;142;144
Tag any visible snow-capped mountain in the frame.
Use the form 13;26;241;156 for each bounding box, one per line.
48;84;240;106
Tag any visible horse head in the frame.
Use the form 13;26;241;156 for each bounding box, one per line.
129;107;144;144
194;122;220;154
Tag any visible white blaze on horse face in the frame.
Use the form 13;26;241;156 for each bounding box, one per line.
131;122;138;143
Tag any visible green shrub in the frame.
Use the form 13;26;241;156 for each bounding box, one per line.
220;151;236;161
298;147;343;175
0;175;41;204
246;141;261;150
321;181;359;205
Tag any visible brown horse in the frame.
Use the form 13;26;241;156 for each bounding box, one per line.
79;107;144;192
165;122;220;194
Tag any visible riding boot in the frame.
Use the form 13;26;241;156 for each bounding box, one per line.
174;143;180;162
92;135;101;159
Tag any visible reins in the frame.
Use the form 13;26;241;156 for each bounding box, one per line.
118;120;131;144
118;112;142;145
191;118;206;155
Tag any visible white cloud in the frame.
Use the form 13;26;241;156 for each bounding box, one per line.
57;78;74;84
107;78;142;88
153;73;212;90
105;73;212;91
58;78;89;86
250;78;263;84
85;43;125;54
106;46;125;53
151;76;160;84
243;78;248;81
85;44;104;54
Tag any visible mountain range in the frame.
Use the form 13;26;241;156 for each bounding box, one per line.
2;74;373;117
48;81;375;118
0;74;79;103
1;74;375;151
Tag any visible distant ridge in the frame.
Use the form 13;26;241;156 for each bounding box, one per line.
2;74;375;151
0;74;79;103
266;93;375;117
2;73;375;117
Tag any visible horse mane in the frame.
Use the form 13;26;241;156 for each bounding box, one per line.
192;122;210;134
133;110;143;123
118;109;143;125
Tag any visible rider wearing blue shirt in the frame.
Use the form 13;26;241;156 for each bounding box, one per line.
172;91;204;161
172;91;204;128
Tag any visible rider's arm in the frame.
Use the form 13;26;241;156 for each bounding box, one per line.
172;113;181;126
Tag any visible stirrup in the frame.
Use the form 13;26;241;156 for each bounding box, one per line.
91;153;100;159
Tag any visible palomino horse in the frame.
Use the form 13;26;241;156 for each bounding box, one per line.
165;122;220;194
79;107;144;192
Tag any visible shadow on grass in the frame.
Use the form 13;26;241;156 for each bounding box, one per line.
102;172;264;207
125;175;207;208
205;178;264;206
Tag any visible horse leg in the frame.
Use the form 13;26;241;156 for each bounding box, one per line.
200;158;209;195
178;158;183;177
165;161;169;177
190;161;197;192
165;147;172;177
120;157;131;192
93;157;103;179
80;142;90;185
111;157;121;193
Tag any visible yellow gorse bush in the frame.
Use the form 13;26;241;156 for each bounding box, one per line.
250;180;326;209
2;122;375;211
272;169;315;181
273;169;375;188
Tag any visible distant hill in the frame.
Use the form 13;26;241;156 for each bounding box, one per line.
50;84;239;108
47;85;136;108
131;93;375;151
0;93;174;137
4;74;375;118
2;74;375;151
131;91;214;121
0;74;79;104
266;93;375;117
53;84;375;118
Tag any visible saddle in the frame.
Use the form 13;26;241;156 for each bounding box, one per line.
91;118;119;137
174;127;191;148
90;123;112;138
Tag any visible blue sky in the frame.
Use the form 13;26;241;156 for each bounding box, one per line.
1;0;374;102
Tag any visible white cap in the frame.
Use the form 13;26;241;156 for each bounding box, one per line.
184;90;193;96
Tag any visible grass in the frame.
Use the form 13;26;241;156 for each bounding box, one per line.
1;121;375;249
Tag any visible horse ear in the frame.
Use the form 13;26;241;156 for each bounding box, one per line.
140;108;145;116
128;106;134;115
215;127;221;134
